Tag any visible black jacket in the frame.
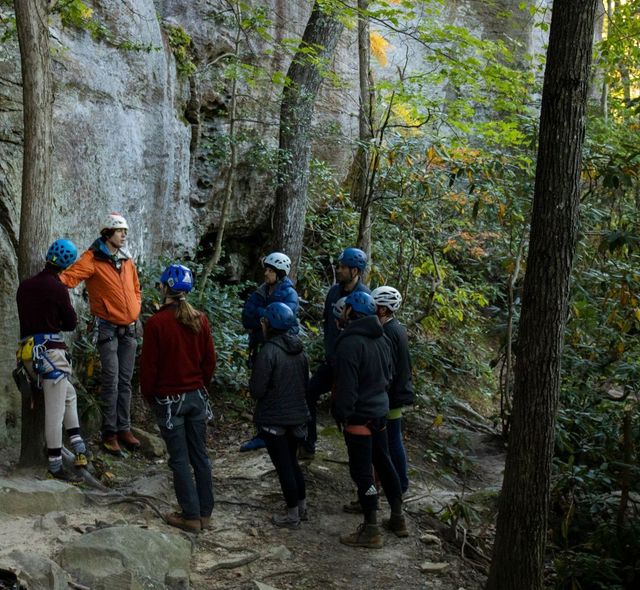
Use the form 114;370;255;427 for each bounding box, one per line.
333;315;391;423
383;318;414;409
250;333;310;426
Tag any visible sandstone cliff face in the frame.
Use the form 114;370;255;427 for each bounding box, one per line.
0;0;549;442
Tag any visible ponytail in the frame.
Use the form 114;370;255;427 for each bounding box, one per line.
166;290;202;333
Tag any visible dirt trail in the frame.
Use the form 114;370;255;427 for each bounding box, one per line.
0;407;504;590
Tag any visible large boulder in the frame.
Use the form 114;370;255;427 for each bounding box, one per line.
57;525;192;589
0;475;86;515
0;550;70;590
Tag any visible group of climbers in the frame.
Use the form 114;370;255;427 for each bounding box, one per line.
16;212;142;481
15;216;414;547
240;247;415;545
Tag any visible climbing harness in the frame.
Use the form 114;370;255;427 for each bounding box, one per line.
16;333;66;386
156;389;213;430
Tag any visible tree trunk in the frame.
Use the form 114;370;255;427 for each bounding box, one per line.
485;2;598;589
271;1;344;280
15;0;54;467
354;0;373;272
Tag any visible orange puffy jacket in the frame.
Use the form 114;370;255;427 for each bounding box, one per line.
60;240;141;326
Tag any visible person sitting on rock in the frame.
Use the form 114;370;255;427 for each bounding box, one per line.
250;302;310;530
16;239;90;482
240;252;299;452
140;264;216;534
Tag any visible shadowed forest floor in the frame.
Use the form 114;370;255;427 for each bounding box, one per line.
0;399;504;590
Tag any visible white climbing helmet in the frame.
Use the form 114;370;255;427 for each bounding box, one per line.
101;212;129;232
371;286;403;312
332;296;347;319
263;252;291;275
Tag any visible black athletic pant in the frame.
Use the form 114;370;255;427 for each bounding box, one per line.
262;429;306;508
343;417;402;521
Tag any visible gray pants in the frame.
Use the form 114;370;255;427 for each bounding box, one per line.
98;320;137;434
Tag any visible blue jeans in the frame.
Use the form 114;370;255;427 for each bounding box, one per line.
154;390;214;520
387;416;409;494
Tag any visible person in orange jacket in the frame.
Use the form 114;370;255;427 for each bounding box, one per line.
60;213;142;455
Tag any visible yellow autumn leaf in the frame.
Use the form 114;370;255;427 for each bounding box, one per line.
370;31;390;67
432;414;443;427
634;308;640;321
498;203;506;219
393;104;421;127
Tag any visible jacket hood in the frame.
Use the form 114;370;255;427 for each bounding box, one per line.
342;315;383;339
90;238;131;261
267;333;304;355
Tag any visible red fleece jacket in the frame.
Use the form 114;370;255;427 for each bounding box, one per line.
140;304;216;399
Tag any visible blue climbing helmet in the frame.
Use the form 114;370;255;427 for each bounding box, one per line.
345;291;376;317
46;239;78;269
337;247;367;271
160;264;194;293
263;302;297;331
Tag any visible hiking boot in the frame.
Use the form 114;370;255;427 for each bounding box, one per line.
299;507;308;522
165;512;201;533
200;515;212;530
118;430;141;450
102;434;124;456
383;513;409;538
297;447;315;461
239;436;266;452
271;511;300;530
47;466;83;484
342;498;363;514
340;523;383;549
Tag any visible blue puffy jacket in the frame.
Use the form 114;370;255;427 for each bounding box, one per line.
242;278;299;352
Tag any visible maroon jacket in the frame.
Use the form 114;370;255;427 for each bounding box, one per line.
140;304;216;399
16;266;77;345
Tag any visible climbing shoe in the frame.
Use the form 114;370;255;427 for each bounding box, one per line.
383;513;409;538
165;512;201;533
102;434;124;456
73;453;89;467
200;515;212;530
342;498;363;514
271;511;301;530
339;523;383;549
118;430;141;450
239;436;266;452
47;466;82;484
